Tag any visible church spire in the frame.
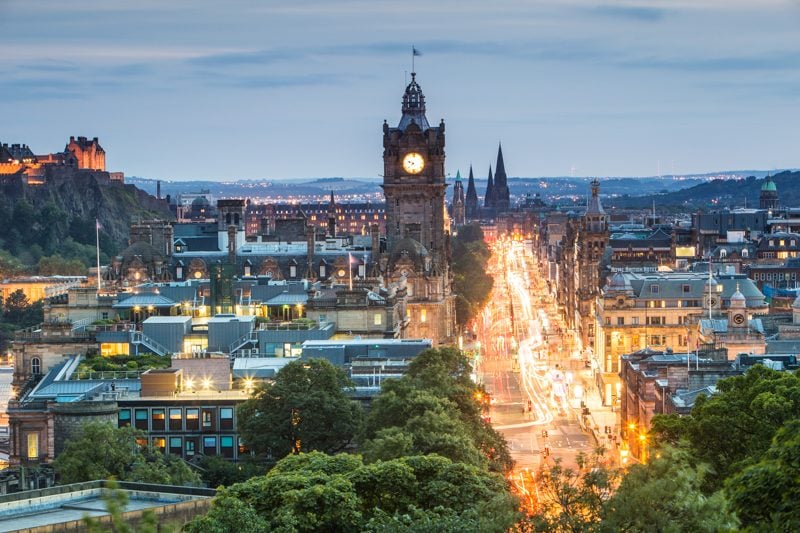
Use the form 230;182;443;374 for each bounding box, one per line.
465;165;478;220
493;143;509;212
484;165;494;208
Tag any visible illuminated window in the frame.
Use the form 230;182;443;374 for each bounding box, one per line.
151;409;165;431
374;313;382;326
27;433;39;460
194;271;202;279
420;309;427;323
118;409;131;428
152;437;166;453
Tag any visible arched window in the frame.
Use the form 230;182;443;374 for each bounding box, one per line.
719;249;728;259
31;357;41;375
741;249;749;258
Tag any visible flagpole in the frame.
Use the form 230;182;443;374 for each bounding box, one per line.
348;253;353;291
95;218;101;292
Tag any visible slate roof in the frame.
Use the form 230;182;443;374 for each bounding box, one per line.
113;294;179;309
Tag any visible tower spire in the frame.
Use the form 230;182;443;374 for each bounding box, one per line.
465;164;478;220
484;165;494;208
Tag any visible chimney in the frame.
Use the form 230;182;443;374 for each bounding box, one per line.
156;180;161;200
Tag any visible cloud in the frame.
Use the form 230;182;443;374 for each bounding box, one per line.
619;51;800;72
589;4;669;22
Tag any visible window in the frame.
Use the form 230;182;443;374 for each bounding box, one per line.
650;284;660;294
185;438;197;457
420;309;427;323
31;357;41;376
203;436;217;455
186;408;199;430
720;249;728;259
169;408;182;431
102;312;109;320
374;313;382;326
605;317;611;326
742;249;749;258
617;317;624;326
151;409;165;431
202;408;215;431
169;437;182;456
152;437;166;453
632;317;639;325
320;265;326;277
682;284;691;293
27;433;39;460
290;265;297;277
118;409;131;428
135;409;148;430
221;436;234;458
220;407;234;431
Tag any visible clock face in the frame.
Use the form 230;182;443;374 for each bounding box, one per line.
402;152;425;174
733;313;745;325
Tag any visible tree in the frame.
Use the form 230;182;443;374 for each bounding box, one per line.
451;224;493;327
237;358;363;460
602;447;737;533
197;455;264;488
726;419;800;530
525;449;618;533
53;422;201;486
362;348;513;473
186;452;519;533
650;365;800;492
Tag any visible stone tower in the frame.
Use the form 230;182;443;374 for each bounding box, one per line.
465;165;478;220
382;72;448;267
381;72;455;345
577;179;609;350
759;175;779;211
451;170;465;226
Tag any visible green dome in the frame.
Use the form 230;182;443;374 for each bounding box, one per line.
762;178;777;192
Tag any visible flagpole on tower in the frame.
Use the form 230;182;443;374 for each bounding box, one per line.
95;218;102;292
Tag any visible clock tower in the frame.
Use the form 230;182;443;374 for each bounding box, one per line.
381;72;455;345
382;72;447;266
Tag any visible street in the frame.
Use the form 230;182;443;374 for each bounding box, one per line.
472;237;601;506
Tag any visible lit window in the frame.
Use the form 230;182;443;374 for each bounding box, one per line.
420;309;427;323
374;313;382;326
27;433;39;460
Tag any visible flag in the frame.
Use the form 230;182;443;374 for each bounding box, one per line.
412;46;422;57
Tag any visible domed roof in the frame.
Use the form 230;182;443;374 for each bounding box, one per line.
607;271;631;291
119;241;163;264
731;288;746;302
761;177;777;192
390;237;428;265
191;195;210;206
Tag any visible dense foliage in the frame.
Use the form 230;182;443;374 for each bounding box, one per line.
0;289;44;352
53;422;201;486
76;352;171;373
237;358;363;460
362;347;513;473
451;223;493;327
186;452;519;533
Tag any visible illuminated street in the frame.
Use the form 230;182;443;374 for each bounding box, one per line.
473;236;596;506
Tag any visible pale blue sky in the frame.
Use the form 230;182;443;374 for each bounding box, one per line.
2;0;799;180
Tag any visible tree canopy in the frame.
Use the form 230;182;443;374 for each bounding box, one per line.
186;451;519;533
451;223;493;327
237;358;363;460
361;347;513;473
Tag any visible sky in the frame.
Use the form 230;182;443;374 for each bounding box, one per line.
2;0;799;181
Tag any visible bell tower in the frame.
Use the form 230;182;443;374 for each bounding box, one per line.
382;72;447;268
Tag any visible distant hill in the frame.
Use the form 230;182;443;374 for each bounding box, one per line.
0;167;172;271
607;171;800;210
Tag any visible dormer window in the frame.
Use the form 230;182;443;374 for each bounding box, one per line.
650;284;659;294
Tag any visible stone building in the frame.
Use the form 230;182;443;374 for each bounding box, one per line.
65;136;106;171
451;170;465;226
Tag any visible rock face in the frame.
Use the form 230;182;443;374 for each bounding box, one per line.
1;165;173;252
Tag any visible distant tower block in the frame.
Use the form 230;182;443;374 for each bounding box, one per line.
65;136;106;171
